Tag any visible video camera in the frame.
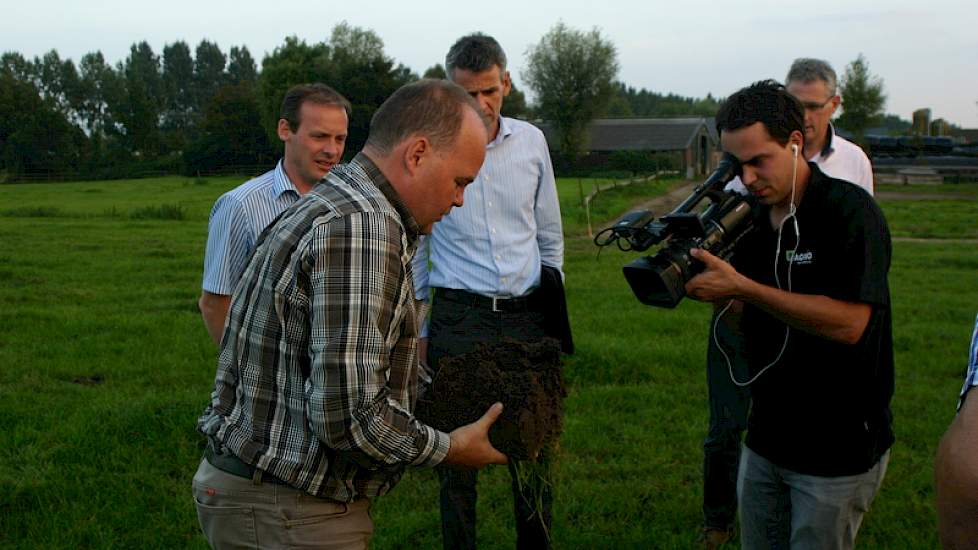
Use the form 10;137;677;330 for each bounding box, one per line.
594;154;756;308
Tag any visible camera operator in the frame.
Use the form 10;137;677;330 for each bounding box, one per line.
698;58;876;547
685;80;893;550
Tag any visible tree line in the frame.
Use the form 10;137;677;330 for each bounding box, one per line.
0;21;894;182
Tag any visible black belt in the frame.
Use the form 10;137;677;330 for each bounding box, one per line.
204;442;287;485
435;287;540;313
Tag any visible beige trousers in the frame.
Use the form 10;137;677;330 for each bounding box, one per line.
192;458;373;549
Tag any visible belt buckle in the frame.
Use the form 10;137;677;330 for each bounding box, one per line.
492;296;501;313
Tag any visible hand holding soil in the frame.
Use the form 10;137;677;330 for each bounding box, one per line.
443;402;509;467
417;339;566;460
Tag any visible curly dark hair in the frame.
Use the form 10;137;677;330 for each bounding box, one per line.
715;80;805;146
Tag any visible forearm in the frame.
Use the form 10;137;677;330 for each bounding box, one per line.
737;278;871;345
198;292;231;345
937;394;978;549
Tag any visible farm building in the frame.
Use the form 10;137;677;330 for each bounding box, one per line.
533;117;719;178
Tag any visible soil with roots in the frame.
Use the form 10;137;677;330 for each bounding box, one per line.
416;338;566;460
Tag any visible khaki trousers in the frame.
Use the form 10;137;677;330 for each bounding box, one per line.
192;458;373;549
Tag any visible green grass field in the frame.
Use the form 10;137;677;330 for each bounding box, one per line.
1;174;976;548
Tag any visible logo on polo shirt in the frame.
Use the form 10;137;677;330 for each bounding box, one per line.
786;250;813;265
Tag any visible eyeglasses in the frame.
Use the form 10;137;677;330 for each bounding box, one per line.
799;97;836;111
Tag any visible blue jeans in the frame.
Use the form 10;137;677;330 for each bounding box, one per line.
738;446;890;550
703;315;751;530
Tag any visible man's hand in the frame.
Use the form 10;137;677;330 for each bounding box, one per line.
443;403;508;468
686;248;871;344
685;248;749;303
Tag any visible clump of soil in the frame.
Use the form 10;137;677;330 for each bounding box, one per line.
417;338;566;460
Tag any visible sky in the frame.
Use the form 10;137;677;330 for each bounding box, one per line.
4;0;976;127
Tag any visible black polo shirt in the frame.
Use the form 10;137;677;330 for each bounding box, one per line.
731;163;894;476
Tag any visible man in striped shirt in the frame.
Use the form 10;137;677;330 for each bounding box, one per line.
413;34;564;550
193;80;507;549
198;83;350;344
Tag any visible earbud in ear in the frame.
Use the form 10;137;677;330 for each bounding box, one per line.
791;143;799;157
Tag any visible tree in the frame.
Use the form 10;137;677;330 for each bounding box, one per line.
522;22;618;162
327;23;417;156
194;40;227;112
0;71;85;179
501;82;529;119
837;53;886;143
116;41;164;156
227;46;257;86
257;36;331;145
161;41;195;148
183;82;273;174
423;64;446;80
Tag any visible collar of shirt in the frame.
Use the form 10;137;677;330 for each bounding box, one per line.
272;159;301;199
488;116;515;150
815;124;837;161
351;152;422;246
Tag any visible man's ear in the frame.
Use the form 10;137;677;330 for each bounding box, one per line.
277;119;292;143
790;129;805;151
828;95;842;116
402;135;431;177
501;69;512;98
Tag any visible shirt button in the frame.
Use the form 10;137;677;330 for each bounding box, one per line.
491;228;496;234
496;255;501;260
488;202;493;207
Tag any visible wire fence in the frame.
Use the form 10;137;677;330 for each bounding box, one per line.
582;170;679;237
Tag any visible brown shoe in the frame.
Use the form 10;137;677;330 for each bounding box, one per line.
697;527;734;549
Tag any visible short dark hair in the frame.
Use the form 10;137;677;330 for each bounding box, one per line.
715;80;805;147
445;33;507;75
279;83;351;132
364;79;485;155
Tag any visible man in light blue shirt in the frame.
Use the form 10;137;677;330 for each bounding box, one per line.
199;83;350;344
412;33;563;550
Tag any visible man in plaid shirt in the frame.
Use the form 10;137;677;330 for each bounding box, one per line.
192;79;505;549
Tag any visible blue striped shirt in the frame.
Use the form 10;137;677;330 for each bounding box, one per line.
958;313;978;408
202;161;300;295
412;117;563;330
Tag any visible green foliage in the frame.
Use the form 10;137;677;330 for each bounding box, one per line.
0;71;86;179
610;81;722;117
501;82;530;119
837;53;887;142
226;46;257;86
182;82;273;174
0;179;975;548
423;63;446;79
523;22;619;161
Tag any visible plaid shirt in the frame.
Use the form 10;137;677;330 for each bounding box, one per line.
198;154;450;501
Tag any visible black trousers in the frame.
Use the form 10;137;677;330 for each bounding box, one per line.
702;313;751;531
428;291;553;550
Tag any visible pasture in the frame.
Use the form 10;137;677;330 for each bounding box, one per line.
1;174;976;548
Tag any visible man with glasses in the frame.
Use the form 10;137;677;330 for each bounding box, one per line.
785;58;873;194
698;59;875;548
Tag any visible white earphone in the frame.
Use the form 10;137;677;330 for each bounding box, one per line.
791;143;799;157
